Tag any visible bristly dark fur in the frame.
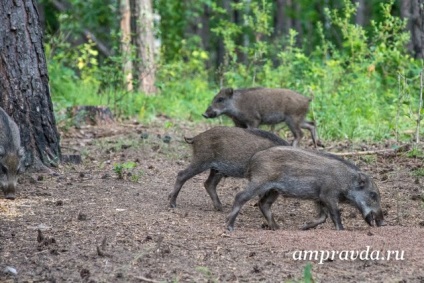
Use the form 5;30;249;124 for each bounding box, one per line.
314;150;359;170
247;128;289;146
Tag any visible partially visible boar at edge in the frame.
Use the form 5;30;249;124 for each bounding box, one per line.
226;146;385;231
203;87;317;147
0;107;25;200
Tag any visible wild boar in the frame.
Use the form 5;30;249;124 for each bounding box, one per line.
203;87;317;147
0;107;25;200
226;146;385;231
169;126;289;211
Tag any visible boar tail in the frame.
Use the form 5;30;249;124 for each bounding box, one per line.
245;163;254;179
184;137;194;144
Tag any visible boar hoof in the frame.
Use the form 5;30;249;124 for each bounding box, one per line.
226;224;234;232
214;205;223;212
261;223;280;230
213;202;223;211
376;219;386;227
5;195;16;200
169;200;177;208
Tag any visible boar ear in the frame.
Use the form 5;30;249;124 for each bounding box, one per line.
358;172;367;188
226;88;234;96
18;147;25;157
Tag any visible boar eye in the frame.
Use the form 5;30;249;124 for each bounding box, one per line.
17;165;24;174
369;191;378;201
0;164;7;175
216;97;225;103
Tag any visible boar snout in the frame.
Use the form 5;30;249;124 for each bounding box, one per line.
2;185;16;200
203;107;218;118
5;193;16;200
364;210;385;227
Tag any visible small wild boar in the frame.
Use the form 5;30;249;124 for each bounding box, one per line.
203;87;317;147
169;126;289;211
0;107;25;200
226;147;385;231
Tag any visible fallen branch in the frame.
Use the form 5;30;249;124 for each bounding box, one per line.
330;144;411;157
134;276;163;283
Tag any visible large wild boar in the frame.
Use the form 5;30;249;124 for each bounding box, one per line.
203;87;317;147
169;126;289;211
0;107;25;200
226;146;385;231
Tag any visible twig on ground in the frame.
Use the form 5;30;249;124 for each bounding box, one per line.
134;276;163;283
331;144;410;156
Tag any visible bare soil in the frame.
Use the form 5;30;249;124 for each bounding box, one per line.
1;120;424;283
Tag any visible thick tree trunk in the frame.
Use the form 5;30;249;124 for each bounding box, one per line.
0;0;61;170
134;0;156;94
120;0;133;91
411;0;424;58
401;0;424;58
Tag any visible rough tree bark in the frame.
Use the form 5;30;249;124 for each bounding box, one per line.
133;0;156;94
120;0;133;91
401;0;424;59
0;0;61;170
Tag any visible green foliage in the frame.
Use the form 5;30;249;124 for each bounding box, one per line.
412;168;424;177
202;0;422;141
302;263;314;283
407;146;424;159
142;46;212;121
113;161;136;179
195;266;217;283
45;0;423;142
286;263;314;283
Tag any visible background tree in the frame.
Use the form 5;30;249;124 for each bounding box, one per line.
132;0;156;94
0;0;61;170
120;0;133;91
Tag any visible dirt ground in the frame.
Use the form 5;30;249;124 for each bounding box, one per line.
1;119;424;283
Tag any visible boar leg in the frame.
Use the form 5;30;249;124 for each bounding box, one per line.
231;117;248;128
245;120;260;129
169;164;209;208
258;189;280;230
301;121;317;148
324;201;344;230
301;201;328;230
285;117;303;147
226;182;261;231
204;169;224;211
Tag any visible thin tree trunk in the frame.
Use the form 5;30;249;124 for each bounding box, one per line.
134;0;156;94
120;0;133;91
355;0;366;26
275;0;291;36
201;4;212;68
293;1;302;46
0;0;61;170
216;0;233;68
